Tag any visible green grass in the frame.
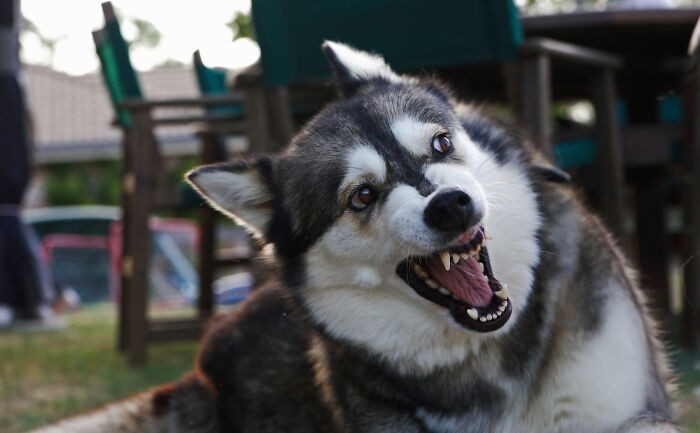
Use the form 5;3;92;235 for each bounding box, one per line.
0;304;197;433
1;305;699;432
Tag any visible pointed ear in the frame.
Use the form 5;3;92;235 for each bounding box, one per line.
531;165;571;184
322;41;402;97
186;158;275;236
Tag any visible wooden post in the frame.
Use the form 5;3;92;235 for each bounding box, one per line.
197;132;219;318
117;134;131;353
265;86;295;149
590;68;626;238
682;53;700;350
243;83;271;153
124;108;157;366
518;53;552;155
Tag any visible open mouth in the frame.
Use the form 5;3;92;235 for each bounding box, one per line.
395;225;512;332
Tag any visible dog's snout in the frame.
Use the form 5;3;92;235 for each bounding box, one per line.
423;188;480;233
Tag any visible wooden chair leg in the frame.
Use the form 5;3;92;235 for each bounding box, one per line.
124;110;157;366
518;53;552;155
244;85;271;153
265;86;295;149
118;135;131;353
682;60;700;350
197;131;220;318
590;68;625;238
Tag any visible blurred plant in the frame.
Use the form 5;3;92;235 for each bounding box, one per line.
227;11;255;41
130;18;161;48
44;161;121;206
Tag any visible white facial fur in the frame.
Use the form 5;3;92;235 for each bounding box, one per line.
342;145;387;187
304;120;541;373
390;116;443;158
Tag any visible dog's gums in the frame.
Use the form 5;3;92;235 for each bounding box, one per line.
396;225;512;332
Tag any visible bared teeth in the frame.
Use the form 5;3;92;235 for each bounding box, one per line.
479;262;485;273
438;287;451;296
460;253;470;260
451;253;460;264
439;252;451;271
494;287;509;301
425;278;439;289
467;308;478;320
414;264;428;279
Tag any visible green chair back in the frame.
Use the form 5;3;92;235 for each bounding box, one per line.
192;50;245;117
93;2;143;128
251;0;523;86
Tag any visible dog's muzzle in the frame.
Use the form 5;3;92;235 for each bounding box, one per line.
395;225;512;332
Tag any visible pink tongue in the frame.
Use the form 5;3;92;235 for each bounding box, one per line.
424;255;492;307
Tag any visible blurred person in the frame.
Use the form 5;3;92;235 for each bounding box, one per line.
0;0;61;328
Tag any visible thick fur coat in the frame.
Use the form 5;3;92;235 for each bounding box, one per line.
33;42;678;433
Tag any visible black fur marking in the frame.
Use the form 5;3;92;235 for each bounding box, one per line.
459;107;529;167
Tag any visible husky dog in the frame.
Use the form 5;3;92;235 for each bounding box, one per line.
34;42;678;433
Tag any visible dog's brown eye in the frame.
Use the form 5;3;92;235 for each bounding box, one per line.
350;185;378;211
432;133;452;155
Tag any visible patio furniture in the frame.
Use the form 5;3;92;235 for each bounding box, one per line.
682;17;700;350
250;0;626;235
525;7;700;347
93;1;249;365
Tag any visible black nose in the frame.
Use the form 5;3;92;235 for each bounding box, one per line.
423;188;480;233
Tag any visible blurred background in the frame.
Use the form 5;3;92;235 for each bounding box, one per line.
2;0;700;431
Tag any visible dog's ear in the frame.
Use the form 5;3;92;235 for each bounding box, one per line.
531;165;572;184
322;41;402;98
186;157;275;236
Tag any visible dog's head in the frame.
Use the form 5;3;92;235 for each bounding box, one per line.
188;42;549;370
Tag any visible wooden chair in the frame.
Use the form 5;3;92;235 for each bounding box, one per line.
250;0;625;235
682;17;700;350
93;1;250;366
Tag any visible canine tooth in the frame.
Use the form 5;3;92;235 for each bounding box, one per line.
439;252;451;271
438;287;451;296
467;308;478;320
414;264;428;279
452;253;460;264
479;316;487;322
494;288;509;301
425;278;439;289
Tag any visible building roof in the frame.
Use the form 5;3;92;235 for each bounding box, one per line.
23;64;206;164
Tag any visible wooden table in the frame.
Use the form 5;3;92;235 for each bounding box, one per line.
524;8;700;122
527;8;700;343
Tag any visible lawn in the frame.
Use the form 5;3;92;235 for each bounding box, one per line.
0;304;198;433
1;304;699;432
